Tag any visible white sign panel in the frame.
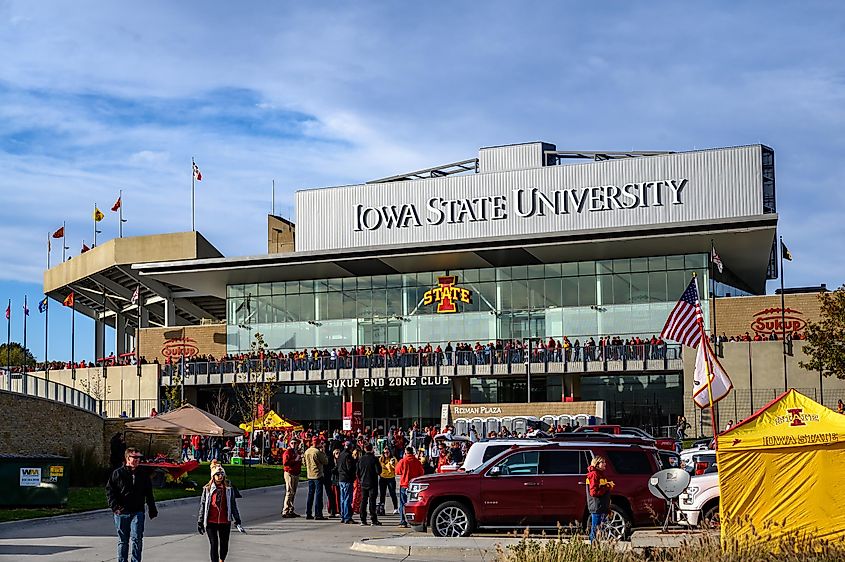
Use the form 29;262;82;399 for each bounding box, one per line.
19;467;41;487
296;145;764;252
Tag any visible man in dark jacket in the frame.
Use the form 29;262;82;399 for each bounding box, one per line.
356;443;382;526
105;448;158;562
336;441;357;523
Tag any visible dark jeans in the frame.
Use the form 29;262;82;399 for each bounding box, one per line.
323;476;338;515
306;478;324;517
378;477;397;510
339;481;353;522
360;486;378;523
114;512;145;562
206;522;231;562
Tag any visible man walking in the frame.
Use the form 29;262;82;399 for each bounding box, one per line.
395;446;424;527
336;441;357;523
356;443;382;526
281;437;302;518
105;448;158;562
303;437;328;520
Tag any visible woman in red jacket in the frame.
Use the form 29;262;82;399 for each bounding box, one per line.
586;456;614;542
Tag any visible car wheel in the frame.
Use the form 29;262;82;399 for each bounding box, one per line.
430;501;475;537
701;504;720;529
601;504;631;540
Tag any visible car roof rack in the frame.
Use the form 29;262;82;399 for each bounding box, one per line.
550;433;655;446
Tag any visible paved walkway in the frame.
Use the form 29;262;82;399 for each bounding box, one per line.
0;484;499;562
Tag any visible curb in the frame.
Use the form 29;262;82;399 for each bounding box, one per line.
0;484;284;527
351;537;512;557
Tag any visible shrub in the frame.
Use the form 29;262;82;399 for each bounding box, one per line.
69;444;109;487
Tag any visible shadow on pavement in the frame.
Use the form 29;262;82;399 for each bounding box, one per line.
0;544;87;555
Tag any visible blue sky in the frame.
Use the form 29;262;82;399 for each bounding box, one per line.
1;1;844;362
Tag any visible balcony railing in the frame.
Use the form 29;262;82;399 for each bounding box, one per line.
2;372;98;414
161;343;683;386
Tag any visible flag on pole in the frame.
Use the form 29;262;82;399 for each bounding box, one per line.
131;286;139;305
711;247;723;274
4;303;9;320
38;297;48;313
193;161;202;181
111;197;122;212
781;240;793;261
23;301;29;316
660;277;704;348
63;292;75;307
81;242;91;253
94;207;105;222
52;226;65;238
692;336;733;408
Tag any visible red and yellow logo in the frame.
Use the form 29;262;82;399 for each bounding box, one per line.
774;407;820;427
422;276;472;313
162;337;199;359
751;307;806;337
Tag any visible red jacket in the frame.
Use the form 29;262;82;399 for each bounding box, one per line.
395;454;424;488
282;447;302;474
587;466;611;497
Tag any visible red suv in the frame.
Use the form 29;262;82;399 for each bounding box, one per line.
404;441;665;538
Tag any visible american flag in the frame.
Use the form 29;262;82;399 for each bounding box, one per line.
660;277;704;348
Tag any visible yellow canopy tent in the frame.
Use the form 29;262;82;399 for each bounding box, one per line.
239;410;303;432
717;389;845;546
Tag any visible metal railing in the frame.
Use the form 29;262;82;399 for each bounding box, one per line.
100;399;161;419
162;343;683;385
2;372;98;414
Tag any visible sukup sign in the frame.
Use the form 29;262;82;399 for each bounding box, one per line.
162;337;199;359
423;276;472;313
751;307;807;337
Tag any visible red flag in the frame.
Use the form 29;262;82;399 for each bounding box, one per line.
111;197;122;212
52;226;65;238
4;303;9;320
63;292;75;307
81;242;91;253
193;161;202;181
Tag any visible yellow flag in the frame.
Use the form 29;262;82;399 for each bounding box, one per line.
94;207;104;222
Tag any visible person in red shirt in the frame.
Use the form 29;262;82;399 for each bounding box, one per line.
281;438;302;518
395;446;424;528
198;465;242;562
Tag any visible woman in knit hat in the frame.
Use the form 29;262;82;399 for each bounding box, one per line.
197;465;243;562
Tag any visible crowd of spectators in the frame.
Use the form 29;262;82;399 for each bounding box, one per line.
710;331;804;343
166;335;675;375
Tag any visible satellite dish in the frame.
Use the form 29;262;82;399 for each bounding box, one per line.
648;468;691;500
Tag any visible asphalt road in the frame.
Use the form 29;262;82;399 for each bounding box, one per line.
0;484;460;562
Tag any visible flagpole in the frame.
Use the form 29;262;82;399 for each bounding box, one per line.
272;179;275;216
93;203;97;247
191;158;196;232
710;239;718;350
47;232;51;270
780;236;787;391
44;297;49;381
71;298;76;384
62;221;67;263
6;299;11;376
119;189;124;238
22;296;27;374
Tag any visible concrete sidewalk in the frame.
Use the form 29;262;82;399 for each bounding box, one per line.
352;535;531;558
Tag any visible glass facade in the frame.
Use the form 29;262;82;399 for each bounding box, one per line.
227;253;718;353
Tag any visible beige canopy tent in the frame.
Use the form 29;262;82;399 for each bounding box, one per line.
126;404;243;437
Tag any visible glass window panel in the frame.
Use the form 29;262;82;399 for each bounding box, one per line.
463;269;479;283
271;282;285;295
228;298;243;325
578;261;595;275
578;276;597;306
477;282;497;313
371;275;387;289
511;279;529;309
314;279;328;292
257;283;272;296
299;280;314;292
666;255;685;270
597;260;613;275
342;290;357;318
511;265;528;280
630;272;649;303
561;278;578;307
612;274;631;304
227;285;243;298
479;268;496;282
317;293;328;320
417;272;434;286
649;272;668;303
529;279;546;309
243;284;258;298
545;263;562;277
271;295;286;323
648;256;666;271
343;277;357;291
667;270;688;299
285;294;301;322
527;265;546;279
562;262;579;277
357;276;372;290
256;295;272;323
285;281;300;294
326;292;343;320
612;259;630;273
630;258;648;272
300;293;316;322
385;274;402;288
685;254;706;268
544;278;562;308
371;288;387;317
499;281;513;311
600;275;613;305
496;267;512;281
328;278;343;291
402;274;417;287
386;288;404;316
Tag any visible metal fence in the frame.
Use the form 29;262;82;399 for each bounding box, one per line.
2;372;98;414
162;343;683;384
100;399;161;419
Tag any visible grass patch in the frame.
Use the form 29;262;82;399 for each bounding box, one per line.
0;463;289;523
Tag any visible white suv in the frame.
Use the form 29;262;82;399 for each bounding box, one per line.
678;472;719;527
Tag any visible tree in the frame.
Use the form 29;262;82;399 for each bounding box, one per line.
800;284;845;379
162;370;184;411
208;387;233;422
0;342;36;369
232;332;279;424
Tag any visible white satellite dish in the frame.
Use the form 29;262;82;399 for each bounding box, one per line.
648;468;691;500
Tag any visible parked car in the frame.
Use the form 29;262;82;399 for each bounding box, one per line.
574;425;677;451
679;441;716;472
404;440;667;539
678;471;719;527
